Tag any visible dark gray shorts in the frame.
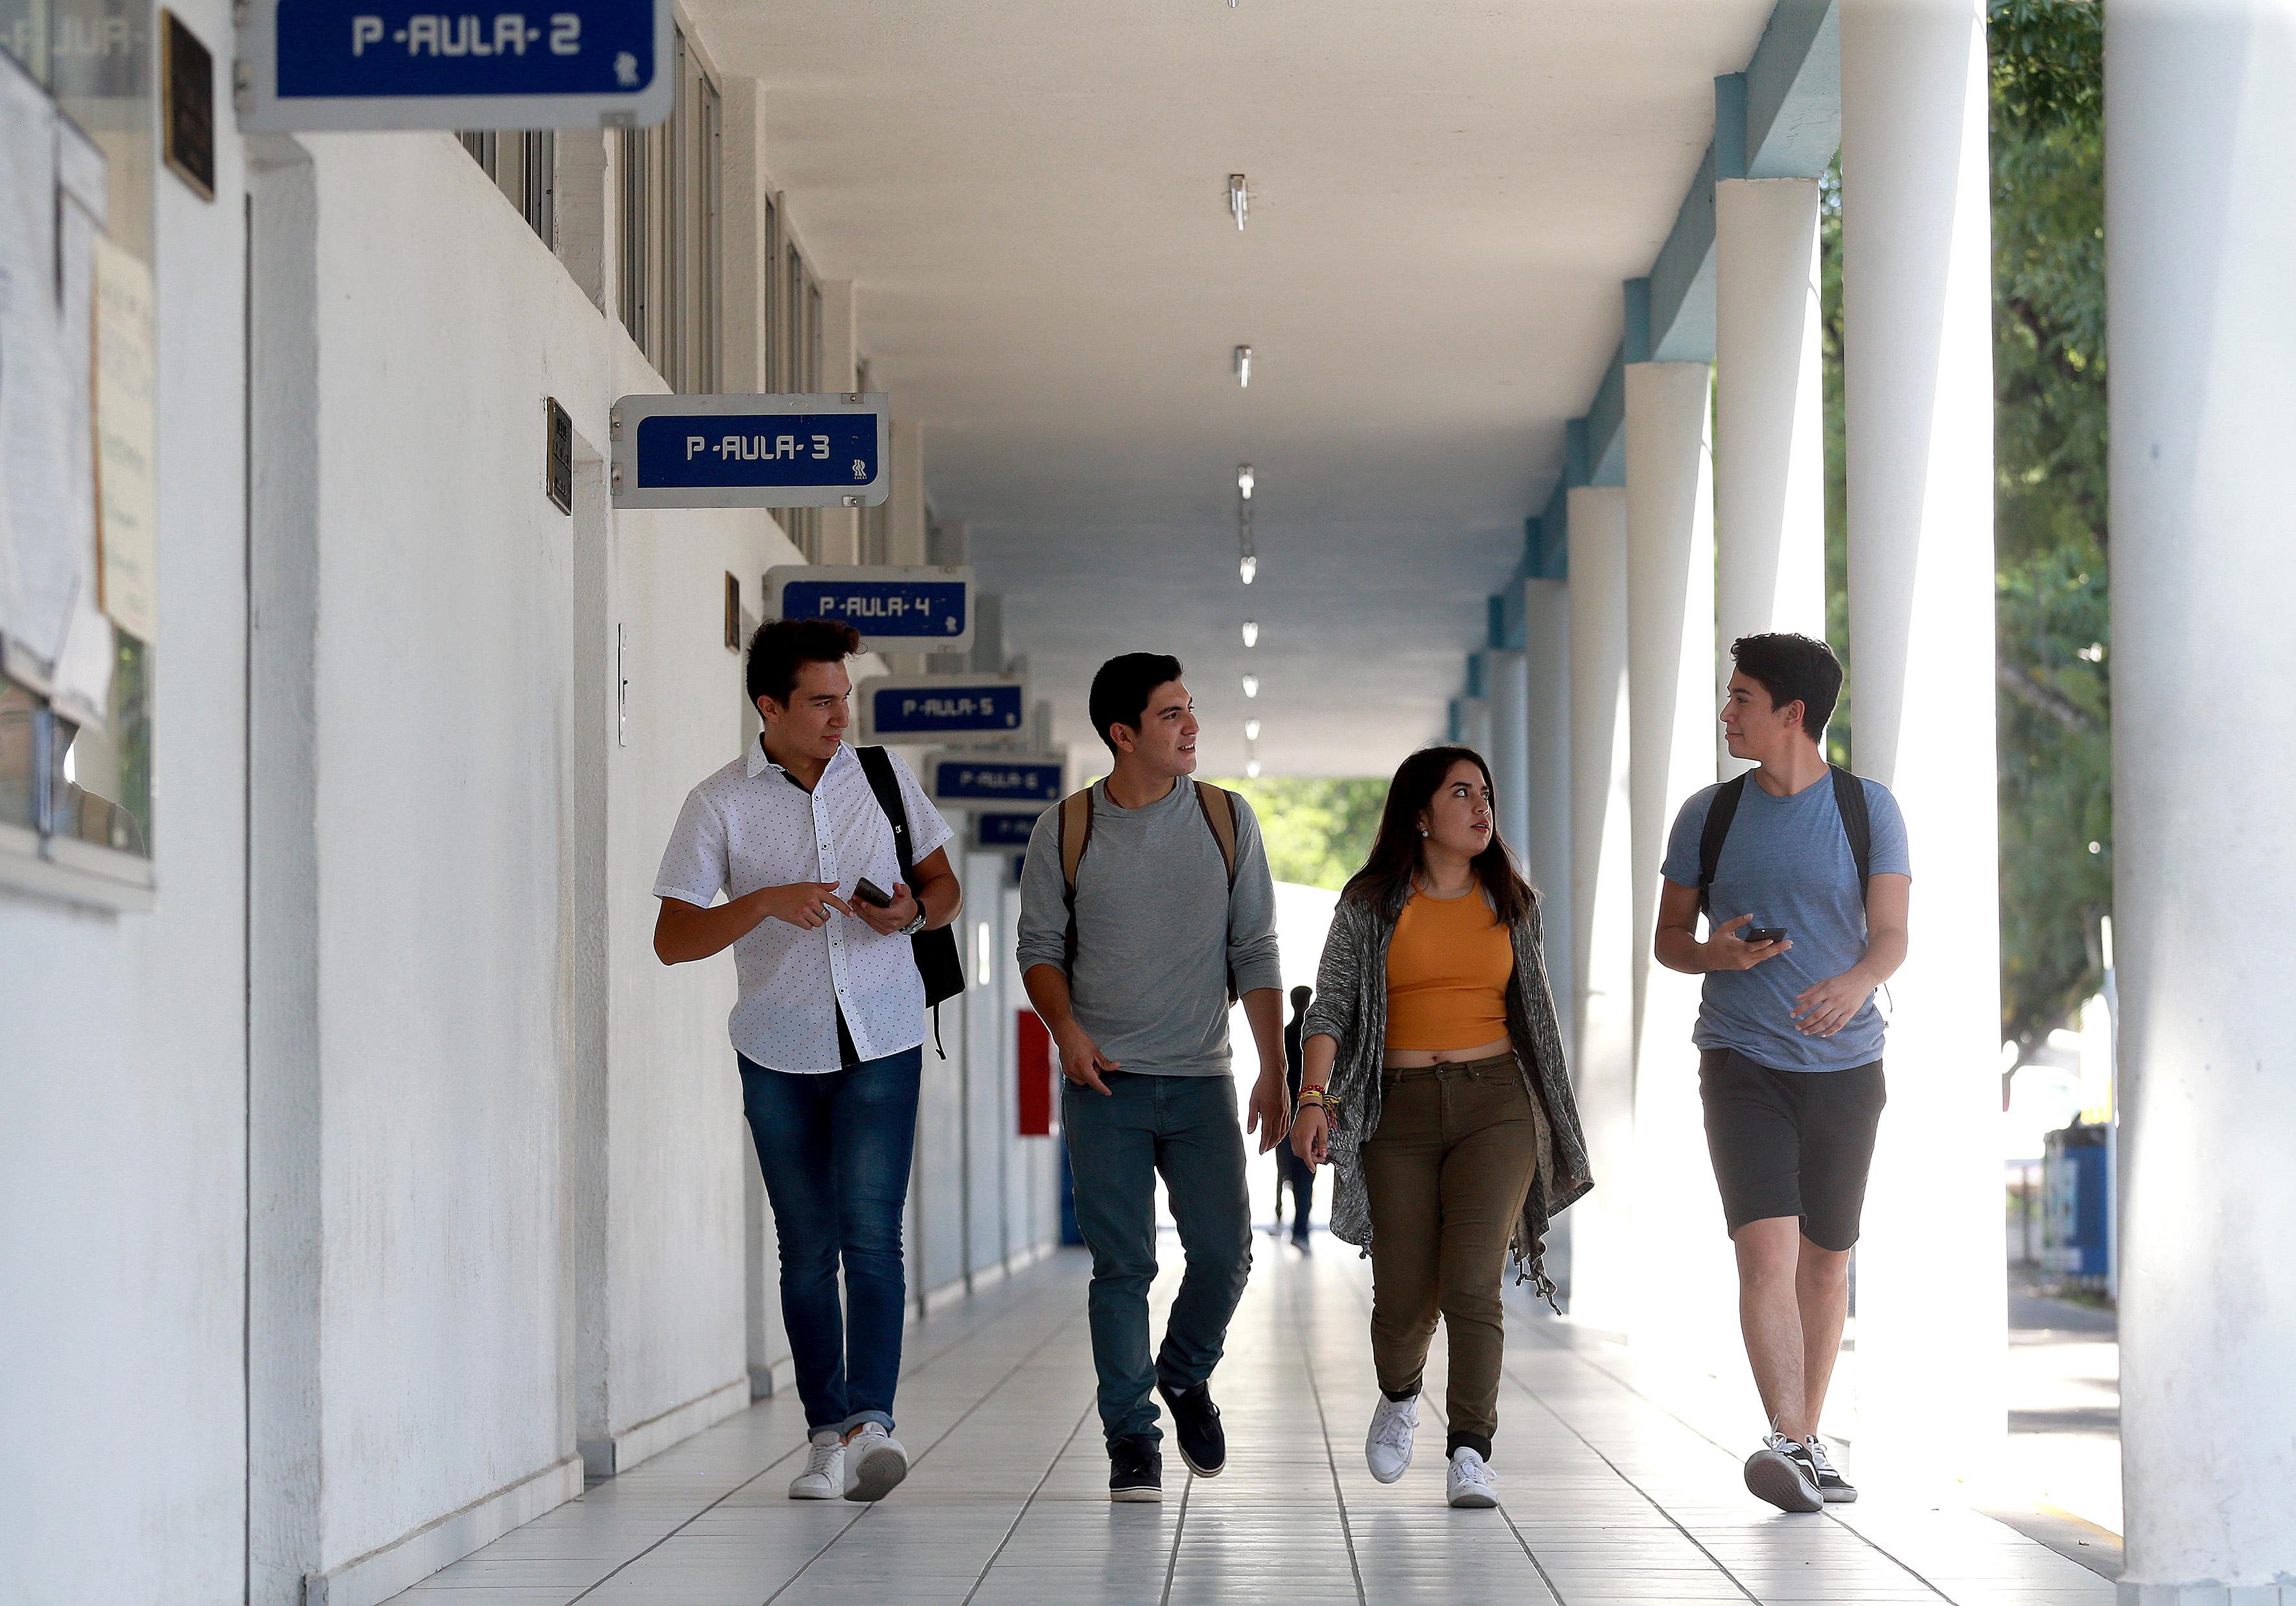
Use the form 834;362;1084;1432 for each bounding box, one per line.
1698;1049;1885;1251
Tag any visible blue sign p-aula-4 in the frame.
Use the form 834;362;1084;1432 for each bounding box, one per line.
238;0;675;130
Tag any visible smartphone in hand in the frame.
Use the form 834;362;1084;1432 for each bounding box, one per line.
1743;927;1787;944
851;877;895;909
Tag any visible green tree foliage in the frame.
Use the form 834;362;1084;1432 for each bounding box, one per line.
1989;0;2110;1052
1203;775;1391;891
1820;0;2109;1051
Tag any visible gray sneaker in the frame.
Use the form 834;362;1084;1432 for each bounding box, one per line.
841;1423;909;1502
1744;1432;1824;1513
1806;1436;1857;1503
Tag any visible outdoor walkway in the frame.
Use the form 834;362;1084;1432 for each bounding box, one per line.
384;1244;2116;1606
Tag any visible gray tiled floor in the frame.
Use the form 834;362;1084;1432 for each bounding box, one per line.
387;1242;2114;1605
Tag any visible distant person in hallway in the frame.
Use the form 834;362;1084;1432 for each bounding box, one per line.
652;617;962;1506
1291;747;1591;1509
1654;632;1911;1513
1271;984;1316;1250
1016;653;1289;1503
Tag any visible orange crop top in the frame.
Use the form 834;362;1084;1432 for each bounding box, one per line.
1383;889;1514;1051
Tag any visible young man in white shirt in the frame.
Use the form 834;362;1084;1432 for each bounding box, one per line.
653;618;961;1504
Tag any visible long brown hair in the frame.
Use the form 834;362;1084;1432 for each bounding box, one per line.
1341;745;1535;924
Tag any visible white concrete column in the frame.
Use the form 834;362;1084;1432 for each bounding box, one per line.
1714;176;1827;661
1520;579;1573;1024
2108;4;2296;1595
1840;0;2006;1480
816;281;861;564
1622;362;1734;1356
1564;488;1634;1332
1455;694;1491;757
1485;647;1531;867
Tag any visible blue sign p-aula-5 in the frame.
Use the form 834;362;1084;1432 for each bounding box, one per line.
863;681;1025;738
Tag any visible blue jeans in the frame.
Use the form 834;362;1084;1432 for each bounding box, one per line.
1061;1071;1252;1447
740;1046;922;1435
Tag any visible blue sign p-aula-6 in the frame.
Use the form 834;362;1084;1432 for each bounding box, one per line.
239;0;674;130
932;760;1063;804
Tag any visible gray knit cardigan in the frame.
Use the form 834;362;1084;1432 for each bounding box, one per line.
1302;881;1594;1304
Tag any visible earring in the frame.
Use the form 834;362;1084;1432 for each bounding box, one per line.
1419;828;1430;837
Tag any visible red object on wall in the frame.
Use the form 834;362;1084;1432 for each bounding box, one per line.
1017;1010;1053;1136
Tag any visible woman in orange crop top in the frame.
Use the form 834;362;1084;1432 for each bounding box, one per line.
1290;747;1592;1509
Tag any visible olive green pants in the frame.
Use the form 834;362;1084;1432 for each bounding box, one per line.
1362;1052;1542;1458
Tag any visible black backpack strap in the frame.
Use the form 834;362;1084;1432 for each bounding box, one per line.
1696;774;1748;920
855;745;916;882
1829;764;1872;909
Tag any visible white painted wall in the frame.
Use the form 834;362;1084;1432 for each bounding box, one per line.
0;2;250;1600
3;60;1061;1605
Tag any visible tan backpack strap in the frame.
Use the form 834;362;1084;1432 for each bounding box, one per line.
1193;780;1239;889
1058;786;1095;975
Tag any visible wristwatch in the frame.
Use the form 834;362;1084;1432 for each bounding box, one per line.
897;910;928;937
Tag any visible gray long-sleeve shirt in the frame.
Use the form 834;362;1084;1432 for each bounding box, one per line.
1016;778;1284;1076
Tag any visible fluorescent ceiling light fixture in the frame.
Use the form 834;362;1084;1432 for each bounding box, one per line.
1229;173;1248;229
1237;463;1255;498
1245;719;1260;741
1239;554;1257;585
1240;620;1258;647
1234;345;1252;388
1247;758;1262;778
1242;675;1259;698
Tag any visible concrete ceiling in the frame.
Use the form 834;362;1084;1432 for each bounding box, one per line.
690;0;1772;778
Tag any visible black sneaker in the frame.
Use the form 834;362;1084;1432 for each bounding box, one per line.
1743;1432;1824;1513
1157;1379;1227;1477
1805;1436;1857;1503
1108;1435;1163;1502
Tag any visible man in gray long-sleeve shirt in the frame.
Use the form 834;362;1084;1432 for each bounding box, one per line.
1019;653;1289;1502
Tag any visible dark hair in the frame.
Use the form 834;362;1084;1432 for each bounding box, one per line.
1730;631;1842;739
747;617;862;708
1341;745;1534;925
1088;653;1185;756
1290;984;1312;1011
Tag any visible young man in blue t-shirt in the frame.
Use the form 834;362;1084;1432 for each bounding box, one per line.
1654;633;1912;1513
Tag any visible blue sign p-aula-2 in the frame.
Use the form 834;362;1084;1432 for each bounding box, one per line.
240;0;675;130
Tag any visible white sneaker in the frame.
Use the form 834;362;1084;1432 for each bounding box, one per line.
788;1430;844;1499
1446;1447;1499;1508
841;1423;910;1502
1805;1436;1857;1503
1743;1432;1824;1513
1365;1395;1419;1484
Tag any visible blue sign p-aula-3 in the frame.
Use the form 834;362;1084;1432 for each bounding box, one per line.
239;0;675;130
611;394;890;509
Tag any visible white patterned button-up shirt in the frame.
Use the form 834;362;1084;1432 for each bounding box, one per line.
654;740;953;1073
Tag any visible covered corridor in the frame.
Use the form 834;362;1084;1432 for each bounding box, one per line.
378;1248;2114;1606
5;0;2295;1602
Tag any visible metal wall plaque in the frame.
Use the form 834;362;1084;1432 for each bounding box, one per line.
973;810;1045;851
161;10;215;200
923;752;1065;808
855;675;1028;743
236;0;673;132
611;393;888;509
545;397;573;514
765;564;971;651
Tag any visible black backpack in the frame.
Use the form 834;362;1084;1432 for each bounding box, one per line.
1697;765;1873;921
854;747;966;1043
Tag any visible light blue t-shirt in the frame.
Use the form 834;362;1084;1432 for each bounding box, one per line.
1660;773;1911;1072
